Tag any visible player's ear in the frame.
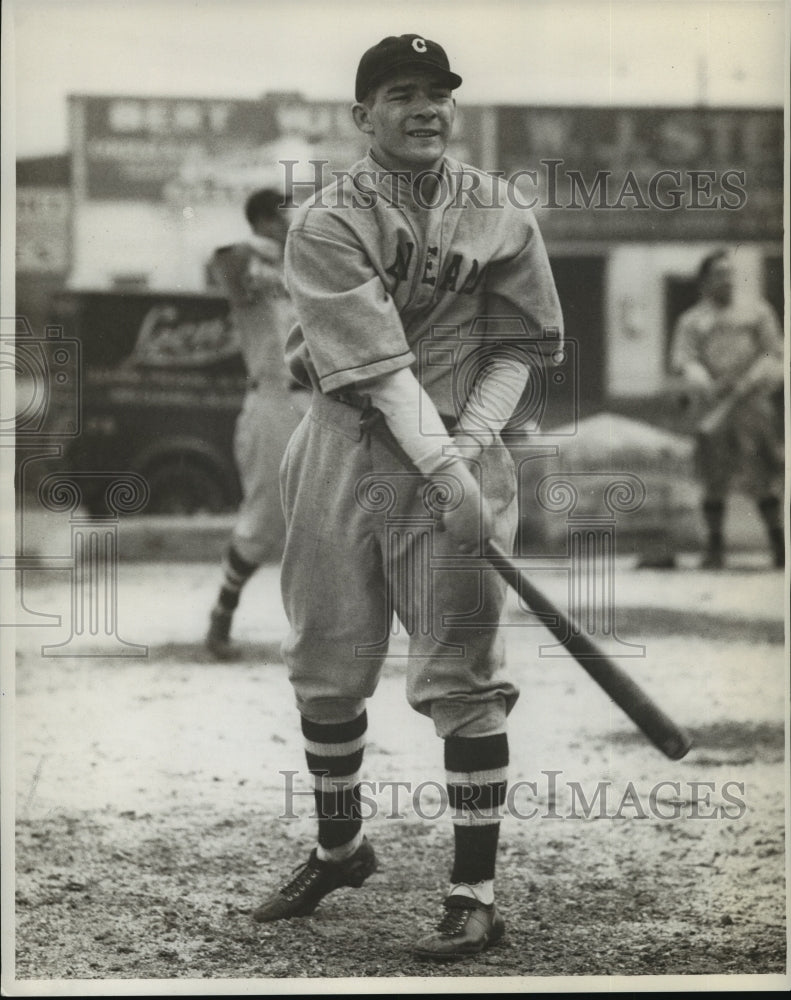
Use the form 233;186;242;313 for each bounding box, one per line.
352;101;375;135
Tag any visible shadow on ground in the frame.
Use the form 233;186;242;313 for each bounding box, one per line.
611;719;785;766
505;604;784;646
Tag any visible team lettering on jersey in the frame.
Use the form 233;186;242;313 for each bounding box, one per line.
384;241;486;296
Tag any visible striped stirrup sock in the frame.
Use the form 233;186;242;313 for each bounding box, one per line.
301;711;367;851
445;732;509;885
216;545;260;612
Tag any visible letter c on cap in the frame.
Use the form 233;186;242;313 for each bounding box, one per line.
412;38;428;53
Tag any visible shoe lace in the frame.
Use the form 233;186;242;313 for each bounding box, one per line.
436;903;472;937
280;859;323;902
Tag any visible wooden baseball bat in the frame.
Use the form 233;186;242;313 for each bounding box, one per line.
361;406;692;760
696;390;741;437
484;538;693;760
695;356;777;437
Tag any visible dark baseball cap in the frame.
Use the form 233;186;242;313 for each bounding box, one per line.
355;34;463;101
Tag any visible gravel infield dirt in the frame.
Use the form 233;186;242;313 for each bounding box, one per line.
9;554;790;991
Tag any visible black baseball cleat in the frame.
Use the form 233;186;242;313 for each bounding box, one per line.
769;529;785;569
205;608;238;660
700;549;725;570
252;837;377;923
414;894;505;960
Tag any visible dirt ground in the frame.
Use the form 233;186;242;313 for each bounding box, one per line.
8;549;790;991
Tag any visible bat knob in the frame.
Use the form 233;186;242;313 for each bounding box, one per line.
662;731;694;760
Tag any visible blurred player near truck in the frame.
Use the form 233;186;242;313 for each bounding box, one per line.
670;249;785;570
205;188;299;658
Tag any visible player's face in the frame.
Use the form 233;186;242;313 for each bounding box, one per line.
705;258;734;305
354;70;456;172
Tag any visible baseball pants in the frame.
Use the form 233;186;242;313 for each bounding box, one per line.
696;389;784;502
232;385;308;565
279;391;520;738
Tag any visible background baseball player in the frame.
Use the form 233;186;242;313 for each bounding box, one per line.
206;189;298;658
670;249;785;570
251;34;563;959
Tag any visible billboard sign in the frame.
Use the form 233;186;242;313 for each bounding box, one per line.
69;94;489;205
496;106;782;240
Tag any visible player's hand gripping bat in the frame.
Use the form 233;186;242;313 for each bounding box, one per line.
362;406;693;761
695;355;780;438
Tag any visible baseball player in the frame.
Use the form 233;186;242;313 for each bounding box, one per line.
252;35;563;959
671;249;785;570
206;189;299;658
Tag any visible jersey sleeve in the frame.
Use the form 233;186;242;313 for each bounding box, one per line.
456;356;529;443
483;209;564;355
210;244;260;306
241;251;286;306
749;299;785;389
285;220;415;394
755;299;784;357
362;367;460;474
669;310;700;373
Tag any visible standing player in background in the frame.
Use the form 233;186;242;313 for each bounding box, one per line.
206;189;296;659
251;35;563;959
671;249;785;570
